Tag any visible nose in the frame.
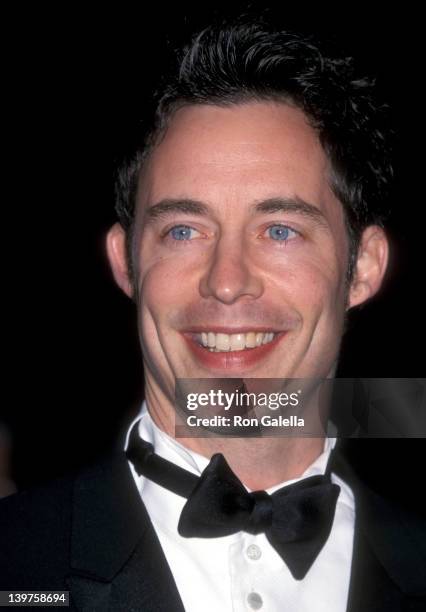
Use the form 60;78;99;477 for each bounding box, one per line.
199;234;264;304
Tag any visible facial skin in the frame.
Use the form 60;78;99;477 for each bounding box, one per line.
107;102;388;486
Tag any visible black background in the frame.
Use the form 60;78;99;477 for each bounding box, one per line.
2;3;425;507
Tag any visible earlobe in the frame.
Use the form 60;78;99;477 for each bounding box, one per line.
106;223;133;298
348;225;389;309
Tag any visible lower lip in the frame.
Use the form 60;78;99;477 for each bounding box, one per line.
182;333;287;372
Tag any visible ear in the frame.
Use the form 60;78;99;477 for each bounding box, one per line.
106;223;133;298
348;225;389;309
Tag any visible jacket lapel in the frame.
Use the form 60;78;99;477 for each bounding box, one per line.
332;445;426;612
345;508;404;611
65;452;185;612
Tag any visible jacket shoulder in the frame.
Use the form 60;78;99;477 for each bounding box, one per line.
333;444;426;597
0;453;124;590
0;471;73;589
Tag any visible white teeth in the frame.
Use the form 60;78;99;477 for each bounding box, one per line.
230;333;246;351
245;332;256;348
216;333;230;351
198;331;276;351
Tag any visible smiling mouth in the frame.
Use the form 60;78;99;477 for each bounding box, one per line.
195;330;276;352
181;328;287;372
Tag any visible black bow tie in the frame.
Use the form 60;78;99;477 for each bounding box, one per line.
126;419;340;580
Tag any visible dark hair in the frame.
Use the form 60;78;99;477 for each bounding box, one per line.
114;17;394;282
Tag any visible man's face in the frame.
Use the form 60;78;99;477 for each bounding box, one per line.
124;102;354;398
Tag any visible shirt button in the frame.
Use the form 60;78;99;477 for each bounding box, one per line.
247;592;263;609
246;544;262;560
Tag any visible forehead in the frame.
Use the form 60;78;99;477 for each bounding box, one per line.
137;101;341;219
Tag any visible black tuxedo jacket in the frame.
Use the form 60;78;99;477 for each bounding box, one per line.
1;445;425;611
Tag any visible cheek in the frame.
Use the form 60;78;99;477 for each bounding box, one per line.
137;254;191;330
134;261;187;371
282;262;346;375
295;264;347;358
268;248;345;319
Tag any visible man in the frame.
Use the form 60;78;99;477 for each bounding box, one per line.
1;17;425;611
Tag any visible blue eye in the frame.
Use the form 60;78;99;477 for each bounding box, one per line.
168;225;198;241
267;225;297;241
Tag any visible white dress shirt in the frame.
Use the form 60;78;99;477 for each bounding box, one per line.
124;403;355;612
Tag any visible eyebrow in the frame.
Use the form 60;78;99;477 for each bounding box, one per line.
252;197;329;228
144;199;210;222
144;196;329;229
